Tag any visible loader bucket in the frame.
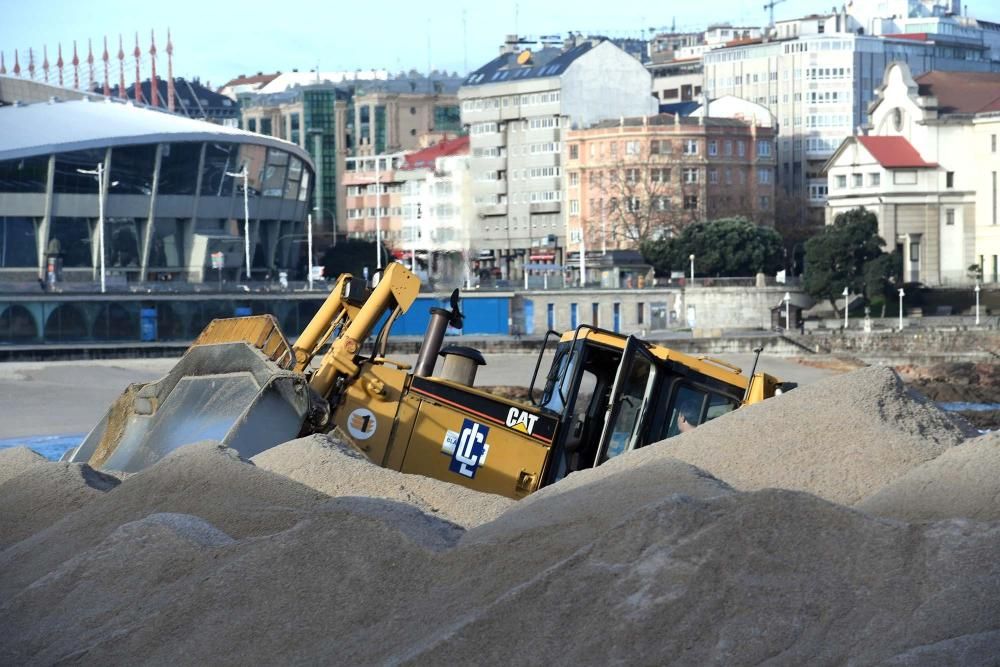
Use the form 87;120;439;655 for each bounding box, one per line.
66;316;317;473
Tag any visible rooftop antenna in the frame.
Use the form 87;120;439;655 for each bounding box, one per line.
166;29;175;111
102;36;111;96
57;44;64;86
462;9;468;74
117;35;127;99
149;30;159;107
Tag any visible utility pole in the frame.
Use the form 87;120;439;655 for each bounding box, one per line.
77;163;107;293
225;167;251;280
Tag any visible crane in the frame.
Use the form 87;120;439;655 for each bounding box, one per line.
764;0;787;29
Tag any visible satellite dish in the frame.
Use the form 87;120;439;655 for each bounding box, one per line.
517;50;533;65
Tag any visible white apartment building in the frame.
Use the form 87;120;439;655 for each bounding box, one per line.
399;139;474;288
459;37;657;279
694;0;1000;224
825;62;1000;286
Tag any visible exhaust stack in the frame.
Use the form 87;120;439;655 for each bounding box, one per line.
438;345;486;386
414;289;463;377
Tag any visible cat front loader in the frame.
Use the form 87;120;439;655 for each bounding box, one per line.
67;262;789;498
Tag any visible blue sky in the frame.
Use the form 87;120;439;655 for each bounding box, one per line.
2;0;999;87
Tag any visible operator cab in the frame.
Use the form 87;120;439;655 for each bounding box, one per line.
532;326;745;487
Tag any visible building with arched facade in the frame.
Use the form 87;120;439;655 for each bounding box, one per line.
0;94;313;284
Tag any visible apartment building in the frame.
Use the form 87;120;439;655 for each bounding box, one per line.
459;37;657;279
648;25;763;105
564;114;776;252
825;62;1000;286
240;74;463;238
702;0;1000;226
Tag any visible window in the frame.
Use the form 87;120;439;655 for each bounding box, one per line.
946;171;954;188
569;199;580;215
569;172;579;186
626;141;640;155
653;196;671;211
591;303;600;326
651;139;671;155
869;173;881;187
757;168;771;184
852;173;863;187
682;168;699;184
992;134;997;153
684;139;699;155
684;195;698;210
759;195;770;209
707;140;718;156
945;208;955;226
650;168;670;182
569;144;579;160
637;302;645;325
737;141;745;157
835;174;847;189
625;196;641;212
625;168;639;184
724;140;733;156
610;142;618;158
757;140;771;156
808;184;828;200
893;170;918;185
708;168;719;184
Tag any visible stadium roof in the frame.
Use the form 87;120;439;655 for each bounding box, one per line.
0;98;312;164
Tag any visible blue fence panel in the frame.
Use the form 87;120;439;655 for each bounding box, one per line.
461;297;509;334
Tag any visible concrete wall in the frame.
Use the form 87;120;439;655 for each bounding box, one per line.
682;286;802;330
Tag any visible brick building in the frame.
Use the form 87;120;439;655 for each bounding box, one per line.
563;114;776;252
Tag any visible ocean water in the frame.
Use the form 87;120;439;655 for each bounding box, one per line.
937;402;1000;413
0;434;84;461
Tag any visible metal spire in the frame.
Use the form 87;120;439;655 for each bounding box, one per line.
133;32;142;103
12;49;20;77
0;52;6;76
87;38;95;91
57;43;64;86
42;46;50;83
117;35;126;98
27;48;35;80
166;28;175;112
149;29;159;107
102;36;111;96
71;40;79;89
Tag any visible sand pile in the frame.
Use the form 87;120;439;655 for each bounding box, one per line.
0;446;48;485
251;434;512;528
0;462;119;548
654;366;972;504
3;458;1000;664
857;431;1000;522
0;441;327;600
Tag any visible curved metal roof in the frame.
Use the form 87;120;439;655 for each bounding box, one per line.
0;98;313;166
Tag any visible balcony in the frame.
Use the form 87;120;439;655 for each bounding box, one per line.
529;201;561;214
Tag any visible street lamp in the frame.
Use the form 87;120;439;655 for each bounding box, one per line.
783;291;791;331
225;167;251;281
842;286;850;329
76;164;119;294
897;287;905;332
689;254;695;284
975;281;981;325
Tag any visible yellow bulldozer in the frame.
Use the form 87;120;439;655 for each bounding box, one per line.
66;263;789;499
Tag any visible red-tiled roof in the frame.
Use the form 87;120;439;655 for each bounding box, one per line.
857;136;937;168
915;70;1000;114
402;135;469;170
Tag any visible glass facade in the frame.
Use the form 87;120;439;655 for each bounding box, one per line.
158;142;202;195
303;89;339;224
0;136;312;283
0;156;49;192
374;105;387;154
434;105;462;132
0;217;38;267
53;149;106;193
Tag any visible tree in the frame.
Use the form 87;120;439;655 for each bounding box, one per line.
863;251;903;317
803;207;889;315
641;218;784;277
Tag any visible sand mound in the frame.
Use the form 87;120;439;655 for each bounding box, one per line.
252;434;513;528
4;484;1000;665
0;446;47;485
857;431;1000;522
654;366;971;505
0;440;327;599
0;462;119;548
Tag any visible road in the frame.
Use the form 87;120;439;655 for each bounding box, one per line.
0;351;836;440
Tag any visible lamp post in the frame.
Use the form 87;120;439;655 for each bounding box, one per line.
689;253;695;285
76;164;119;294
783;291;791;331
975;281;981;325
373;155;383;271
897;287;905;331
842;286;850;329
307;213;314;291
225;167;251;281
